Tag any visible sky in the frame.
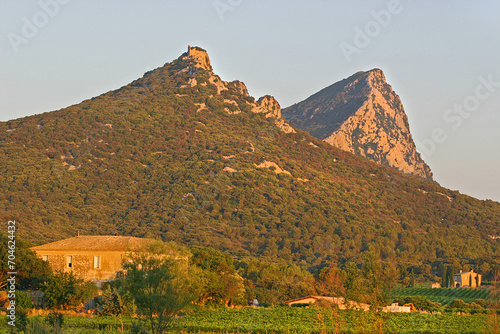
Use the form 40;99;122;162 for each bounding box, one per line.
1;1;499;202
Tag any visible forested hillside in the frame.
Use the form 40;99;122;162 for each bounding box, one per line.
1;47;499;281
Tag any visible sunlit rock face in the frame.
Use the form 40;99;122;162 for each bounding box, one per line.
283;69;432;180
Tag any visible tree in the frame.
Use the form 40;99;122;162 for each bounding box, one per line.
442;266;448;287
449;265;456;287
96;279;137;332
357;251;397;307
43;271;97;309
0;233;51;290
236;258;316;305
343;262;360;302
122;241;202;334
190;247;245;306
316;264;345;297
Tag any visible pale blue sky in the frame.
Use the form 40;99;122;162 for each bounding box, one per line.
1;1;499;202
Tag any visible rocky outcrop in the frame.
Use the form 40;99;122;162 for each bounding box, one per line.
186;45;212;71
255;160;292;176
229;80;249;96
283;69;432;180
252;96;295;133
252;95;281;118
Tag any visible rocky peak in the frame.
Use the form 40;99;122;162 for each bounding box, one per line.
186;45;212;72
282;69;433;180
365;68;385;84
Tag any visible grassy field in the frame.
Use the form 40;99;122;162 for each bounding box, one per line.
1;306;499;333
391;287;491;306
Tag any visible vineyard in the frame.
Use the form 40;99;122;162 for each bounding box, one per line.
174;307;493;333
1;307;497;334
392;287;491;306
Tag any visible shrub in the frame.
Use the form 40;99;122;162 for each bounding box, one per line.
291;303;311;307
43;271;97;309
448;299;469;309
46;311;64;334
17;291;34;309
474;298;487;308
26;317;52;334
129;321;149;334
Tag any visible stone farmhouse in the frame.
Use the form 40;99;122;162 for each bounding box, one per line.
453;269;482;288
30;235;152;287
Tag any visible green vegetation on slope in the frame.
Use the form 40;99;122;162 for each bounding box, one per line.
0;49;499;281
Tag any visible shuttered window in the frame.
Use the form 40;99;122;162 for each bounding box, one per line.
93;256;101;269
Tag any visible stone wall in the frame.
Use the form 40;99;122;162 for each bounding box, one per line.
35;250;125;285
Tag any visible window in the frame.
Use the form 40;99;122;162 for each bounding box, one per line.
42;255;48;261
67;255;73;268
93;256;101;269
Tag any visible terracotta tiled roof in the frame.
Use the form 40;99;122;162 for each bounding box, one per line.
284;295;370;310
30;236;152;252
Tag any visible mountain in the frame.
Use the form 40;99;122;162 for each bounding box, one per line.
1;46;499;279
282;69;433;180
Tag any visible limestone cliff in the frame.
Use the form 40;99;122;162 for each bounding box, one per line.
282;69;432;180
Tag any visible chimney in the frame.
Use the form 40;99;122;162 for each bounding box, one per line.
77;231;80;237
459;270;462;273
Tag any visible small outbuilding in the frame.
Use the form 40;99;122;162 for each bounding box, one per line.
284;296;370;310
382;303;411;313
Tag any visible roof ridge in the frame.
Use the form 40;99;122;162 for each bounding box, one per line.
30;235;150;252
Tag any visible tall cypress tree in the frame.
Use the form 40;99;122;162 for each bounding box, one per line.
450;265;456;288
442;266;448;287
